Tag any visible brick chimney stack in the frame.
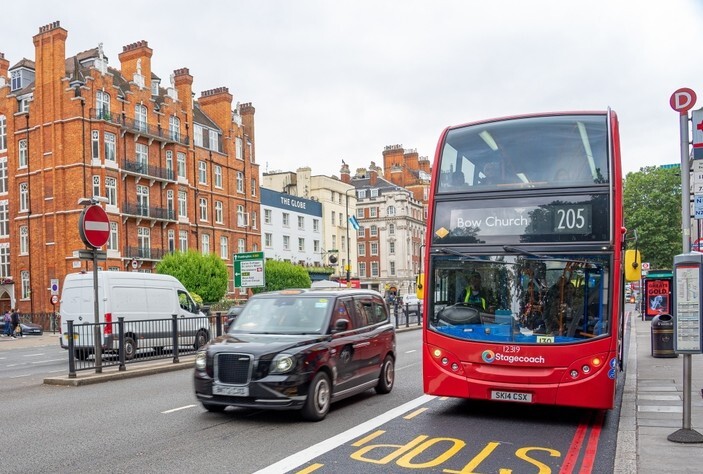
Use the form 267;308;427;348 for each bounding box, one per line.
199;87;233;133
0;52;8;87
369;161;379;186
340;161;351;183
173;67;193;110
32;21;68;122
118;40;153;88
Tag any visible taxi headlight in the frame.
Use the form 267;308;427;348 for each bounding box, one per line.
270;354;295;374
195;352;207;371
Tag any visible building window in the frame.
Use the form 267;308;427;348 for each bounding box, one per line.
105;177;117;206
238;238;245;254
331;211;335;224
135;104;147;132
178;191;187;218
236;137;243;159
357;189;366;199
199;198;208;222
0;201;8;237
313;240;320;253
214;165;222;188
179;230;188;251
0;245;9;278
313;219;320;232
358;243;365;256
137;185;149;216
264;233;272;247
0;158;7;194
282;213;290;227
370;189;378;198
237;206;247;227
10;71;21;91
166;190;174;218
198;161;207;184
370;207;377;218
136;143;148;170
168;229;175;253
105;132;116;162
209;130;218;152
0;115;6;151
21;270;30;299
251;178;257;197
389;241;395;254
108;222;118;251
251;211;258;229
370;225;378;237
298;216;305;230
359;262;366;278
177;152;186;178
264;209;272;225
138;227;151;257
357;208;364;219
169;115;180;142
236;172;244;193
388;223;395;235
357;227;365;238
220;236;229;259
370;242;378;256
18;139;28;168
215;201;223;223
371;262;379;277
387;205;396;216
96;91;110;118
194;124;203;147
19;226;28;255
201;234;210;254
19;183;29;212
298;238;305;252
165;151;173;178
93;176;100;198
283;235;290;250
390;261;396;276
91;131;100;161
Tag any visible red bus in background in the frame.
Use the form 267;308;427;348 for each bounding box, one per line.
422;110;625;409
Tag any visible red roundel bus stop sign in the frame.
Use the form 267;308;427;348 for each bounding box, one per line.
79;204;110;249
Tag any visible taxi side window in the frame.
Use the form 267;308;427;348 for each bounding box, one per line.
371;295;389;324
331;299;355;331
352;298;371;328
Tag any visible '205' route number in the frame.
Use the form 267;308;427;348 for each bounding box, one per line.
556;207;586;231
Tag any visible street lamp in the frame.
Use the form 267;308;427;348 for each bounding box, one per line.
345;187;356;285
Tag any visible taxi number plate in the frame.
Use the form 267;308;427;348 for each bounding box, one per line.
213;384;249;397
491;390;532;403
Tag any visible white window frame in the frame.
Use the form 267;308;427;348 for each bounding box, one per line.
201;233;210;254
104;132;116;162
177;152;186;178
199;197;208;222
19;183;29;212
19;225;28;255
198;161;207;184
214;165;222;188
220;236;229;259
108;222;118;251
18;139;28;168
264;233;272;248
135;104;148;132
0;158;7;194
105;177;117;206
179;230;188;251
178;191;187;218
215;201;223;224
236;172;244;193
21;270;30;299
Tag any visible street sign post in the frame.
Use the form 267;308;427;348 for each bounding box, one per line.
79;204;110;249
234;251;265;288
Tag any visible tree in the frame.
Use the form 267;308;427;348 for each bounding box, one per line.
251;260;311;294
155;250;229;303
623;166;681;270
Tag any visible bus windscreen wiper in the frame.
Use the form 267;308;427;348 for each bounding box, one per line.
503;246;602;269
503;246;546;258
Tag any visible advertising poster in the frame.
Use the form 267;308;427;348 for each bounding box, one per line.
646;279;670;318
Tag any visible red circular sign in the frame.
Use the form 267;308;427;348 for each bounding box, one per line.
79;205;110;248
670;87;697;114
50;294;59;305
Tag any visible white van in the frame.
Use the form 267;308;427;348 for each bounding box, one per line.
59;271;209;360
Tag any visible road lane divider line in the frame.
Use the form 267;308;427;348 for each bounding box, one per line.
31;359;65;364
295;463;323;473
161;404;197;414
403;407;428;420
255;394;436;474
23;353;46;357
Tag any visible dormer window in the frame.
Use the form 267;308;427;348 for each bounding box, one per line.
11;71;21;91
151;80;159;96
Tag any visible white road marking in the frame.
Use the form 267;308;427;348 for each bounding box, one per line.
254;394;436;474
10;373;32;378
31;359;66;364
405;349;417;354
161;404;197;414
23;353;46;357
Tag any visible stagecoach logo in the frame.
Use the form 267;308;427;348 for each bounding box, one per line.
482;349;546;365
481;350;496;363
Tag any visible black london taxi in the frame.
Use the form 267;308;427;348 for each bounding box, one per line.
193;288;396;421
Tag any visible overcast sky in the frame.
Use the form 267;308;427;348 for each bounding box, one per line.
2;1;703;180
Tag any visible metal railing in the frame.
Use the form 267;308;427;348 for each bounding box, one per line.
90;108;190;146
392;301;423;329
122;158;176;182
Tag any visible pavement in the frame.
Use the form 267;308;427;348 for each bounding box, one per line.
3;317;703;471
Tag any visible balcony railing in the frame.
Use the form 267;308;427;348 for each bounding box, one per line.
122;158;175;182
90;108;190;146
122;202;176;221
123;246;166;261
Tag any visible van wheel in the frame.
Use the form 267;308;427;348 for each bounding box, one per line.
74;349;91;361
375;355;395;394
301;372;331;421
194;330;209;350
123;336;137;360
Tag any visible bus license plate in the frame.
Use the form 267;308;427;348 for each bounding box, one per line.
491;390;532;403
213;384;249;397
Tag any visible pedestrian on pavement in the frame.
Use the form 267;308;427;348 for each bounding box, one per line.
10;308;21;338
2;310;11;337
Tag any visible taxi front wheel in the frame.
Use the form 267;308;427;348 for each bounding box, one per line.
302;372;331;421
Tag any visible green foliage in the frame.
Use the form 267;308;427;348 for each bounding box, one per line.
623;166;681;270
155;250;229;303
190;292;203;306
251;260;312;294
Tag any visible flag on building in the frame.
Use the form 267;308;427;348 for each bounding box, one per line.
348;215;360;231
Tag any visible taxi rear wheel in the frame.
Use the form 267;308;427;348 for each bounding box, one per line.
302;372;331;421
375;355;395;394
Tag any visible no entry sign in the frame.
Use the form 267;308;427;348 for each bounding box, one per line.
79;204;110;249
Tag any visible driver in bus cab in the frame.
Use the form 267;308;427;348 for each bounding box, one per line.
457;272;492;312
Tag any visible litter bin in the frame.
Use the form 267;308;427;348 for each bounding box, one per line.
651;314;677;358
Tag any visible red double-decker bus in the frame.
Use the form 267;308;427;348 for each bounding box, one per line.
422;110;625;409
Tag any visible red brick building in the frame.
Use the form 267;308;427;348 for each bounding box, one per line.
0;22;260;314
